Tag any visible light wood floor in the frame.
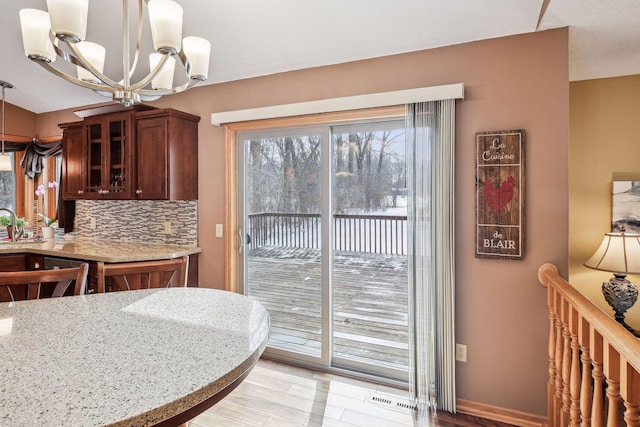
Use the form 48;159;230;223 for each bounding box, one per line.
189;359;515;427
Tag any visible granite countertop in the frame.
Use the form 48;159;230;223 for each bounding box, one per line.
0;237;200;262
0;288;270;426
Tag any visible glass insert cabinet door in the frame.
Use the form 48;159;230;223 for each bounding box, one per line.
85;112;132;198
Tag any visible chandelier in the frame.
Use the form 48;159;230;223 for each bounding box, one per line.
19;0;211;107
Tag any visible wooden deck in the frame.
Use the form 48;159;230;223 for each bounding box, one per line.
247;246;408;373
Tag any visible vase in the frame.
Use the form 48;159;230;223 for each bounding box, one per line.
41;226;55;239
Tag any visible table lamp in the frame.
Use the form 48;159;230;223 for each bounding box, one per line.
584;231;640;337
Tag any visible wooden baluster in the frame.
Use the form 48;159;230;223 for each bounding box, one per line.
562;299;572;425
621;360;640;426
604;342;621;426
555;292;565;426
548;286;558;426
578;316;592;427
569;308;581;426
591;330;604;427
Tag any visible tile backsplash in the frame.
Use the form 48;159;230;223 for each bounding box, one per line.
72;200;198;246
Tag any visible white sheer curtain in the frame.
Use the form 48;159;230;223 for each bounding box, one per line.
406;99;456;414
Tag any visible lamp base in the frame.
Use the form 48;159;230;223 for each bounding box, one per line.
602;273;640;337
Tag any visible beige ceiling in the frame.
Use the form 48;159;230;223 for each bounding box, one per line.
0;0;638;114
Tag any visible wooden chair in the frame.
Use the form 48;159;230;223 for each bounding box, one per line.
96;256;188;293
0;263;89;302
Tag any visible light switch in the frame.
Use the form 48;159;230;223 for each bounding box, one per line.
215;224;223;238
164;221;172;235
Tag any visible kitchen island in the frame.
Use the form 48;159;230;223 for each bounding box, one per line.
0;237;200;262
0;238;202;289
0;287;269;426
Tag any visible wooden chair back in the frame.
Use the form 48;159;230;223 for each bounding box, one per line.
0;263;89;302
96;256;188;293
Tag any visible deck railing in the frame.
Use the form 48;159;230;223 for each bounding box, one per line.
537;263;640;426
248;212;407;255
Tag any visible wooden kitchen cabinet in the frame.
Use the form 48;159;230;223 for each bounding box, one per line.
84;112;134;199
60;106;199;201
135;109;199;200
60;122;86;199
0;254;28;272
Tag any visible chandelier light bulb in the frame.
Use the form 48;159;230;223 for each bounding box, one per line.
76;42;106;84
150;53;176;90
183;37;211;80
148;0;183;55
19;9;56;63
46;0;89;43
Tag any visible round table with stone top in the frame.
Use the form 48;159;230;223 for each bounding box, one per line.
0;287;270;426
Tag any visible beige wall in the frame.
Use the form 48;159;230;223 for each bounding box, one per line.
569;75;640;328
35;28;569;416
4;103;36;138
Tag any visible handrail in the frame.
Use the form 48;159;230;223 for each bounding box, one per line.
247;212;407;255
537;262;640;426
538;263;640;372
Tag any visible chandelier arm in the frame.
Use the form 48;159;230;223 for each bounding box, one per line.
136;77;205;97
177;50;195;81
34;60;114;93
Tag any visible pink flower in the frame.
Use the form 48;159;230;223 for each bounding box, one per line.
35;184;46;197
35;181;58;197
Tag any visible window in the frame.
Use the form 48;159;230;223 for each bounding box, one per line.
0;153;16;211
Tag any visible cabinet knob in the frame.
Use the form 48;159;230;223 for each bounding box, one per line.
77;190;84;195
32;262;40;269
136;189;142;195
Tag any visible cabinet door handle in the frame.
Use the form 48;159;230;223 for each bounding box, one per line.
136;189;142;195
77;190;84;195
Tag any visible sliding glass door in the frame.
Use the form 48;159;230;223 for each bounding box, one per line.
238;120;408;381
239;127;327;362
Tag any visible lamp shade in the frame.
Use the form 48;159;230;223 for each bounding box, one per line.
585;232;640;274
46;0;88;43
19;9;57;62
76;41;106;84
182;36;211;80
148;0;183;54
0;155;12;172
149;53;176;90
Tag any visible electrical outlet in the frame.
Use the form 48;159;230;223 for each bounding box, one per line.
456;343;467;362
215;224;223;238
90;217;96;229
164;221;172;235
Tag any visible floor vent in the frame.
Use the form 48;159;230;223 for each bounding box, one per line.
366;392;418;412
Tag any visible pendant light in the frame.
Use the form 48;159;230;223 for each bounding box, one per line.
0;81;13;172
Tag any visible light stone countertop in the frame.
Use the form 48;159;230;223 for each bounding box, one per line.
0;288;270;426
0;237;200;262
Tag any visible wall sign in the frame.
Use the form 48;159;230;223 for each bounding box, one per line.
475;129;525;260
